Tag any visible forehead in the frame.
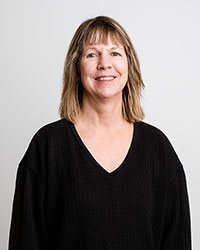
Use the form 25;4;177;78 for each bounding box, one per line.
82;29;124;48
83;39;124;52
82;37;125;56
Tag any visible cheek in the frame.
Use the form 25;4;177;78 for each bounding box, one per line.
121;61;128;78
117;57;128;73
80;62;94;80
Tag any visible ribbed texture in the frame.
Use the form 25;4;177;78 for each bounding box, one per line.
8;118;192;250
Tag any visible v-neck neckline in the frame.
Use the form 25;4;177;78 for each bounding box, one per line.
67;119;138;177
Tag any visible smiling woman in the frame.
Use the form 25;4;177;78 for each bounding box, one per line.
59;16;145;123
79;35;128;100
9;16;191;250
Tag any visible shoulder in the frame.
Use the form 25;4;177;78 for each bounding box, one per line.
19;118;73;166
136;121;183;183
135;120;170;146
24;118;76;151
32;118;72;140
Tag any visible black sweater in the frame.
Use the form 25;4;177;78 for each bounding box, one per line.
9;118;192;250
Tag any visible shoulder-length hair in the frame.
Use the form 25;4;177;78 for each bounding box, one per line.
59;16;145;123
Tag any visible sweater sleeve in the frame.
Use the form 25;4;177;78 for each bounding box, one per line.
8;165;48;250
160;166;192;250
9;127;50;250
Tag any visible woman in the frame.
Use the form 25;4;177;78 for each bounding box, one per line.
9;16;192;250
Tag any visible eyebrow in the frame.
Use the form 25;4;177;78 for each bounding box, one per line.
83;46;124;52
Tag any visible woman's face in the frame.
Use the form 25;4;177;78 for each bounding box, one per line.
79;35;128;101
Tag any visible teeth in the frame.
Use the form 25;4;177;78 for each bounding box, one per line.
96;76;115;81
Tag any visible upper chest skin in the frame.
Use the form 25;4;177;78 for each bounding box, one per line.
74;122;134;173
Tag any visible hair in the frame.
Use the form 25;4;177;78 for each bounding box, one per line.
59;16;145;123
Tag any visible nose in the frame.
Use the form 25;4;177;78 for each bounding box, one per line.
97;54;112;70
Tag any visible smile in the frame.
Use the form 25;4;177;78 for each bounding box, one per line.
95;76;117;81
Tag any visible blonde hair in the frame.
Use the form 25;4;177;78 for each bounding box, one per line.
59;16;145;123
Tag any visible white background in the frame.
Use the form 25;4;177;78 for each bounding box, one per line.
1;0;199;249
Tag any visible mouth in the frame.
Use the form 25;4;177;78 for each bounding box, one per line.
95;76;117;81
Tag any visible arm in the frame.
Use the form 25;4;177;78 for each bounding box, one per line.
8;127;50;250
8;165;48;250
160;166;192;250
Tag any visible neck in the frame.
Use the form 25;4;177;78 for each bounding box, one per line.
76;93;128;131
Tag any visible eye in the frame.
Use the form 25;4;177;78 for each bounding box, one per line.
112;52;121;56
86;53;97;58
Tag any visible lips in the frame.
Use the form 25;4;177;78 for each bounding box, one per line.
95;76;117;81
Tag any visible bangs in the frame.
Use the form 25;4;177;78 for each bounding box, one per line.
82;24;124;47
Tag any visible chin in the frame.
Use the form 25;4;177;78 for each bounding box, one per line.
96;90;122;99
